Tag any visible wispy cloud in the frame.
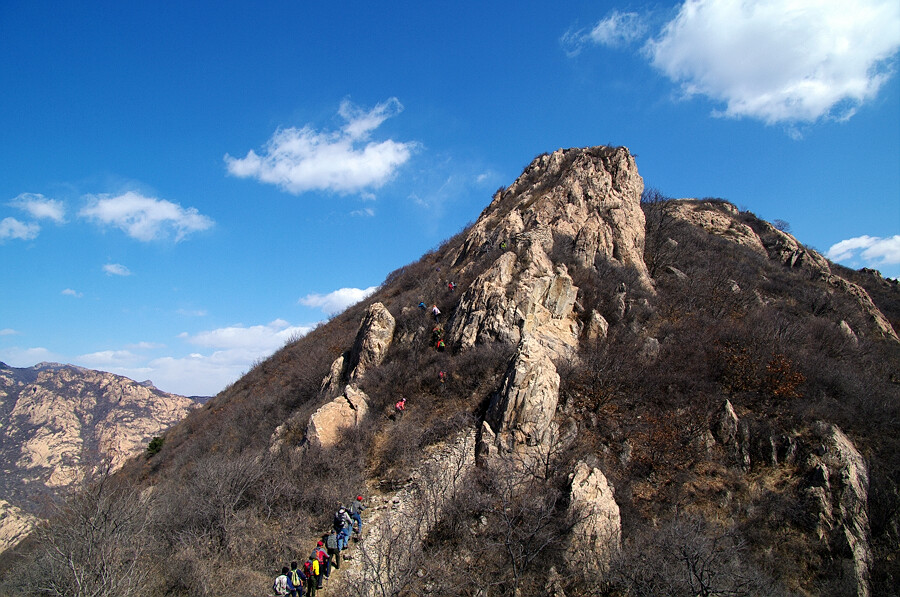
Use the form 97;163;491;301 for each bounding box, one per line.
562;10;648;56
61;288;83;298
103;263;132;276
299;286;378;316
225;98;417;195
645;0;900;124
827;235;900;269
126;341;166;350
9;193;66;223
350;208;375;217
80;191;214;242
0;328;19;336
0;217;40;242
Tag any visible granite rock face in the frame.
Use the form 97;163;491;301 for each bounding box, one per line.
320;302;396;399
305;385;370;449
567;461;621;573
448;146;649;360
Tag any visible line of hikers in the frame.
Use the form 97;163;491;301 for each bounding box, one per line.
272;496;366;596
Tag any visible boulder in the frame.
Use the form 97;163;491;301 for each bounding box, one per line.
585;310;609;342
306;385;370;449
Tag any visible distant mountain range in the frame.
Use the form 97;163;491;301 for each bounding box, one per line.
0;361;202;552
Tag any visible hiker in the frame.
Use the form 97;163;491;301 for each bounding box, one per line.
349;495;365;534
288;561;306;597
431;304;440;321
339;507;354;549
303;559;318;597
273;566;290;596
418;301;427;310
333;507;354;549
448;281;456;292
310;542;327;589
313;540;330;583
395;397;407;421
325;531;341;570
439;370;446;383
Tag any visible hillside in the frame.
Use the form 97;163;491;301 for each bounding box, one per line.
0;362;201;553
2;146;898;597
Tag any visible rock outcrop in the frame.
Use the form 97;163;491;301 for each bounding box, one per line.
273;303;393;452
485;336;561;450
448;146;648;359
803;423;872;597
305;385;370;449
449;147;650;457
567;461;621;574
320;302;395;399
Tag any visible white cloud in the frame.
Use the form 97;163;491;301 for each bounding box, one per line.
103;263;132;276
77;350;139;368
299;286;378;315
224;98;416;195
0;329;19;336
126;341;166;350
61;288;83;298
185;319;313;351
0;217;40;241
826;235;900;267
9;193;65;223
0;346;57;366
80;191;214;242
65;319;315;396
350;208;375;217
644;0;900;123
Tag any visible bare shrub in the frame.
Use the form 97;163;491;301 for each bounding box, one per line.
610;514;787;596
10;467;158;597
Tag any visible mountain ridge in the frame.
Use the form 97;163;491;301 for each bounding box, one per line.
0;362;201;553
2;145;898;597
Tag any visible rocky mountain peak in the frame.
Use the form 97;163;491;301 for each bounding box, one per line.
453;146;648;280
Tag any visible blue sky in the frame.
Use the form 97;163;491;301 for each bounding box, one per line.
2;0;899;396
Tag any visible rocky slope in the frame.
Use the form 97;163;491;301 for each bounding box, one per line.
0;362;200;553
3;146;898;597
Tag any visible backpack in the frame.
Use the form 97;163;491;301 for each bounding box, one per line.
304;560;314;577
333;512;344;530
290;568;301;588
326;533;338;550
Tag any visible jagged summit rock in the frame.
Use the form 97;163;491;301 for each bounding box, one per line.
453;146;648;278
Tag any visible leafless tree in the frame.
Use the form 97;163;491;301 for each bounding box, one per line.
30;464;157;597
